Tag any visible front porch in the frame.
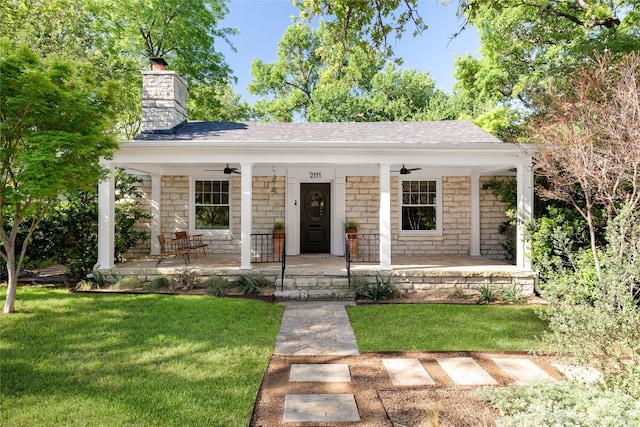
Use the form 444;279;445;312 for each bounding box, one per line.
101;254;537;300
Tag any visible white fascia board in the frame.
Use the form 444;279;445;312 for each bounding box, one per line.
114;142;529;168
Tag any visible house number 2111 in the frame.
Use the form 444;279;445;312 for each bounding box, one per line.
309;172;322;179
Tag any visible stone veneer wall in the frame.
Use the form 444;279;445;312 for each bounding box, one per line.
345;176;472;255
390;176;471;255
480;176;510;260
158;176;239;253
252;176;286;233
345;176;380;234
127;175;287;256
122;173;152;259
127;174;509;258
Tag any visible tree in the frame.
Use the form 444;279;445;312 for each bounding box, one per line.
250;22;460;122
294;0;427;59
456;0;640;108
0;42;118;313
249;22;324;121
530;52;640;278
91;0;237;121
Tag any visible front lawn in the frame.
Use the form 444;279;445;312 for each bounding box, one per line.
0;287;284;427
348;303;548;352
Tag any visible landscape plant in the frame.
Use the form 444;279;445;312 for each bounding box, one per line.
357;273;400;301
473;283;498;304
539;203;640;398
146;276;170;292
0;41;118;313
232;274;272;295
479;381;640;427
206;275;231;297
15;168;152;280
499;284;525;304
170;267;202;291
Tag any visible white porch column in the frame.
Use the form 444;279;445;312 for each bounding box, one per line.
150;174;161;255
334;176;346;256
379;163;392;270
516;163;534;270
96;167;115;270
470;172;481;256
240;162;253;270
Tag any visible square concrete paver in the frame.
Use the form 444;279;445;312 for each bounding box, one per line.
283;394;360;422
437;357;498;385
383;358;436;386
492;358;556;385
289;364;352;382
550;362;601;384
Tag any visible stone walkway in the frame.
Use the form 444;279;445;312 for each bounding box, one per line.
274;301;359;356
271;301;595;424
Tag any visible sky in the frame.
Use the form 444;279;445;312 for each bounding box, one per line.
219;0;481;103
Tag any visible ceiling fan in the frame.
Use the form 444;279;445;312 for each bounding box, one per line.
392;165;422;175
205;164;241;174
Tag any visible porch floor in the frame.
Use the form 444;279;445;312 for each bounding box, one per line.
110;254;527;276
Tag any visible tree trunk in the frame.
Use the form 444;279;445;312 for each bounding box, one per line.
3;246;17;313
586;209;602;281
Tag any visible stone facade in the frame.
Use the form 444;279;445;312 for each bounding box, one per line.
480;176;511;259
129;174;508;258
123;173;152;259
141;71;187;133
252;176;286;233
345;176;379;234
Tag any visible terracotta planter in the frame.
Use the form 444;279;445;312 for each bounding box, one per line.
345;228;358;257
273;229;285;257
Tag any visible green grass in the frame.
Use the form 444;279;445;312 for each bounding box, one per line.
347;304;548;352
1;286;284;427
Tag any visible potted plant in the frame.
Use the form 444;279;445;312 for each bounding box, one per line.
273;221;285;257
344;220;358;257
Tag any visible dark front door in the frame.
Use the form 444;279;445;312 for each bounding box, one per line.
300;183;331;253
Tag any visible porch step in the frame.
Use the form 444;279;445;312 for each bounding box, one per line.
275;274;357;301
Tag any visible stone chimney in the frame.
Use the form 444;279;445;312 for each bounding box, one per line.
140;68;188;134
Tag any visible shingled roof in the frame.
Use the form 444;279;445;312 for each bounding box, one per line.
134;120;504;144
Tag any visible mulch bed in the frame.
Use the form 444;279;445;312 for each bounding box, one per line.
251;351;562;427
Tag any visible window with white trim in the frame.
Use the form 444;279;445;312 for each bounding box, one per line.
194;179;230;230
401;179;440;233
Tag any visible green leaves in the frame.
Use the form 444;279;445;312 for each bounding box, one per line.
457;0;640;107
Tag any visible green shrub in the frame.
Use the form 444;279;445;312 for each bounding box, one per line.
12;169;151;280
500;284;525;304
206;276;231;296
112;276;142;289
525;205;599;287
358;273;400;301
146;276;170;291
479;381;640;426
233;274;272;295
92;271;108;288
539;203;640;398
474;283;498;304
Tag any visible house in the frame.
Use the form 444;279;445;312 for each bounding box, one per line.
96;69;535;295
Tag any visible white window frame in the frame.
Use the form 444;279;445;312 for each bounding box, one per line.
190;176;232;235
398;177;442;236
